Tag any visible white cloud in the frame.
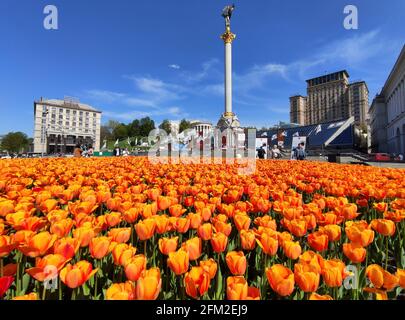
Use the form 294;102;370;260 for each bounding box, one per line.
202;83;223;96
103;106;186;121
169;64;181;69
86;89;156;108
181;58;220;84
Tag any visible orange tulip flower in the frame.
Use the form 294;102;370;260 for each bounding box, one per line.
341;203;359;220
181;237;202;261
0;235;15;258
363;287;388;300
294;263;320;292
158;237;178;255
246;286;260;300
239;229;256;251
141;202;158;219
188;212;202;229
266;264;295;297
105;212;122;228
199;259;217;279
136;267;161;300
0;276;14;298
39;198;59;213
135;218;156;241
68;201;98;216
2;263;17;277
60;260;98;289
370;219;396;236
12;292;38;300
256;231;278;256
286;219;307;237
283;240;302;260
50;219;74;238
89;236;113;259
396;269;405;288
200;207;212;222
19;231;57;258
254;215;277;230
122;207;140;224
319;224;341;242
0;200;14;217
12;230;34;246
157;196;171;211
146;188;161;201
106;281;136;300
321;259;347;288
299;251;323;274
125;254;147;281
26;254;68;281
108;228;131;244
73;226;97;247
373;202;388;213
184;266;210;299
345;220;374;247
168;249;189;275
226;276;248;300
154;215;169;234
366;264;399;291
342;242;366;263
309;293;333;300
175;217;191;233
169;204;186;217
308;231;329;252
226;251;247;276
53;237;80;260
197;223;213;241
234;213;251;231
277;231;293;247
112;243;137;266
210;232;228;253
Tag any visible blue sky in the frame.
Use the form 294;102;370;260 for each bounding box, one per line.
0;0;404;136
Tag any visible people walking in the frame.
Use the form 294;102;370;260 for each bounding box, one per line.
73;144;82;158
293;142;306;161
257;143;266;159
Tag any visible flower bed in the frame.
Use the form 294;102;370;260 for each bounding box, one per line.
0;157;404;300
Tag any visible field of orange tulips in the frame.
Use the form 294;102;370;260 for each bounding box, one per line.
0;157;404;300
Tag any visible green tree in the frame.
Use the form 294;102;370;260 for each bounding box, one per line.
159;119;172;134
113;123;129;140
100;125;113;142
179;119;191;133
107;120;120;131
128;119;141;137
139;117;155;137
1;132;29;153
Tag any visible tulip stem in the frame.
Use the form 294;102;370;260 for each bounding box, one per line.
0;259;3;277
94;260;99;300
42;283;47;300
71;288;76;300
144;241;147;259
385;236;389;270
58;277;62;300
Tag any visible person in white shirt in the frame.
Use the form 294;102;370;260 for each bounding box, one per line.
272;145;281;159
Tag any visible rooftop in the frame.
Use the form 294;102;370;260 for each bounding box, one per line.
306;70;350;83
35;98;102;113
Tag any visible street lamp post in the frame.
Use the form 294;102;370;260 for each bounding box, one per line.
41;110;49;158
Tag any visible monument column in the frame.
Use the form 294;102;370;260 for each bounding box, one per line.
221;25;236;117
217;4;242;150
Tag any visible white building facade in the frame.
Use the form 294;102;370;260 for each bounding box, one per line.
33;98;102;154
370;45;405;154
